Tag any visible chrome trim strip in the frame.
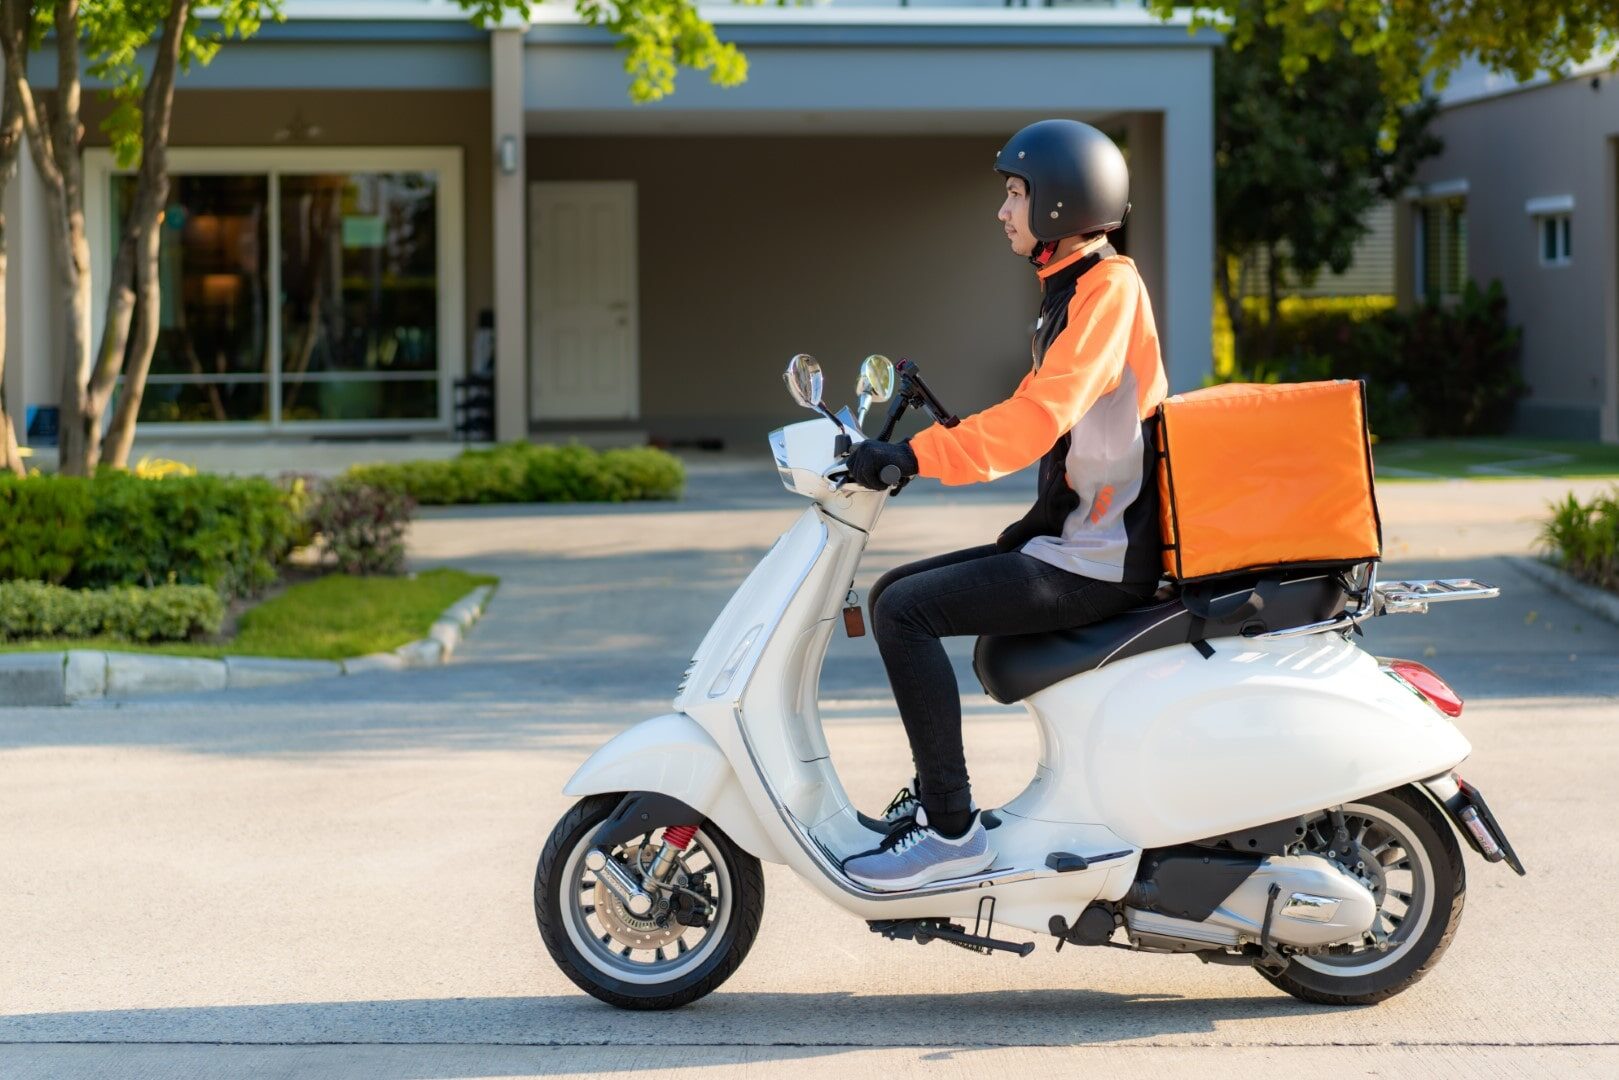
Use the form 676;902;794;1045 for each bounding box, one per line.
1096;605;1188;668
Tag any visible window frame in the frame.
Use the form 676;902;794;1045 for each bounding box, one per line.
85;146;465;436
1412;193;1468;302
1536;211;1572;268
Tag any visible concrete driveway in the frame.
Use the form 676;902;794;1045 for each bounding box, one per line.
3;467;1617;1078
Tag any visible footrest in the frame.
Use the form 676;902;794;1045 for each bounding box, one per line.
1046;851;1089;873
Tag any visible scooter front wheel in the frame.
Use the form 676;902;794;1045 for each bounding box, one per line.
535;793;765;1010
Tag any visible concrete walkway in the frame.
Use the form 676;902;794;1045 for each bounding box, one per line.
2;468;1617;1078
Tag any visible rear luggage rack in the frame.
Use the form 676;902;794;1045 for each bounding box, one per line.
1257;564;1498;640
1373;577;1500;612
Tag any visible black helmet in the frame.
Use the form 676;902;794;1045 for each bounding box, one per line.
995;119;1130;243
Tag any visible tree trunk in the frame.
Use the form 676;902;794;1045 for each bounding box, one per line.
0;32;26;476
102;0;189;468
1262;240;1281;363
1216;249;1246;367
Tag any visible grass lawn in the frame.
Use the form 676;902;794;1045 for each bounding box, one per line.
0;568;497;661
1373;439;1619;481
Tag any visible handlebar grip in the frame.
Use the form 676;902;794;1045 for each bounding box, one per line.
879;464;902;486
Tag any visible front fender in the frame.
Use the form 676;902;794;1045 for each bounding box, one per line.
563;712;783;863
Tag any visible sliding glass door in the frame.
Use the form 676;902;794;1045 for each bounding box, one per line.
89;148;463;434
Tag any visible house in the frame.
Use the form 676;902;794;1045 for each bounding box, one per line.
1395;55;1619;443
3;0;1218;452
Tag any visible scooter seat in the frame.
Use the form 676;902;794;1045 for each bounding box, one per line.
972;571;1349;704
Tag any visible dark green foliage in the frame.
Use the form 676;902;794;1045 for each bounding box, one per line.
1208;0;1440;349
309;478;415;576
348;443;685;505
1217;281;1525;439
0;472;299;598
1541;488;1619;593
0;474;92;584
0;581;223;642
1396;281;1527;438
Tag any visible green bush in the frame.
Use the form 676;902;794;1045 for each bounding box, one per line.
1541;488;1619;593
1217;280;1524;439
0;472;300;598
348;442;685;505
0;581;224;642
310;478;415;576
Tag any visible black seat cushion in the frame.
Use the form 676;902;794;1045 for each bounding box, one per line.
972;571;1350;704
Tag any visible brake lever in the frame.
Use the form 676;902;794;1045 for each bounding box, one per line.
823;463;852;492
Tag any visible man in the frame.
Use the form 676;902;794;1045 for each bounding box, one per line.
839;119;1169;892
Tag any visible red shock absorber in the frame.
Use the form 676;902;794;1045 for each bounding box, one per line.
662;824;699;850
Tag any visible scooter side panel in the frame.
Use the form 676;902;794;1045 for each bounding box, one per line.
1012;634;1473;848
562;712;784;863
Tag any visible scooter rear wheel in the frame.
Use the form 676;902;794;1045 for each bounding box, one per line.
535;793;765;1010
1260;787;1465;1006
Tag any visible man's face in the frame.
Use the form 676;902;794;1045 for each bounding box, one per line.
998;176;1037;257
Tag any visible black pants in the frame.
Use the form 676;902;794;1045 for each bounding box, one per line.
868;544;1158;824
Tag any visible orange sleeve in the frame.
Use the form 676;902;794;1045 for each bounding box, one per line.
911;270;1138;486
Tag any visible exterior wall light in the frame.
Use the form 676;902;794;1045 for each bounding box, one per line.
498;135;520;176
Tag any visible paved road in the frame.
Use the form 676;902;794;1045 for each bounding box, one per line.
3;468;1618;1078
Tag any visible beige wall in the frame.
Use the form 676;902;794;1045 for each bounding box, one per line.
81;89;493;382
529;134;1159;445
1395;75;1619;441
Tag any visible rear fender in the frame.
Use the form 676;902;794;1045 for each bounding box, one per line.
563;712;783;863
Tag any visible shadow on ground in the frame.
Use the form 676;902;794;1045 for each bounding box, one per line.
0;988;1327;1065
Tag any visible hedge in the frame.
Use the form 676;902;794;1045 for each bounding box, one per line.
0;472;300;598
1541;488;1619;593
0;581;224;642
1215;281;1525;439
348;442;684;505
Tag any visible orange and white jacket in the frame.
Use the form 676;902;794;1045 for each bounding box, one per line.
910;243;1168;584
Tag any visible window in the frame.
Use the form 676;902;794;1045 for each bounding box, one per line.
1415;197;1468;300
88;149;463;433
1538;212;1572;267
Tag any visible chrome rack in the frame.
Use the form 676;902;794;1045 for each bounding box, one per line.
1258;563;1499;641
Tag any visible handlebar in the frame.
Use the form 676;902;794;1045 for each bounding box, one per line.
876;358;959;443
825;359;957;494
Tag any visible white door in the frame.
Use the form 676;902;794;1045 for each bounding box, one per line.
528;181;639;420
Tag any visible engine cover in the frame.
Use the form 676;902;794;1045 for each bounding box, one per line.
1126;853;1377;951
1206;854;1378;948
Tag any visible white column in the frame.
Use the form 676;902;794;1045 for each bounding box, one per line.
4;132;57;441
490;25;528;442
1161;83;1215;394
1122;112;1165;342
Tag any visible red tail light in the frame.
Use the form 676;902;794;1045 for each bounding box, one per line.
1387;659;1464;717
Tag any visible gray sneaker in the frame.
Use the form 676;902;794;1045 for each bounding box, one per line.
842;808;994;892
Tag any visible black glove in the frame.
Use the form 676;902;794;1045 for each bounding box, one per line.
845;439;918;490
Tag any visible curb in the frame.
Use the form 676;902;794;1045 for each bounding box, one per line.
0;584;495;707
1506;555;1619;628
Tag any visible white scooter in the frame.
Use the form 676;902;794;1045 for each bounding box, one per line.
535;353;1523;1011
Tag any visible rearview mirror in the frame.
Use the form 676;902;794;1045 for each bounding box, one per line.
858;354;895;403
784;354;824;412
856;354;894;428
